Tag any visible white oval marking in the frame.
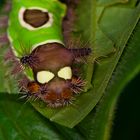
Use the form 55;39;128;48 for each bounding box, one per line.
37;70;55;84
58;66;72;80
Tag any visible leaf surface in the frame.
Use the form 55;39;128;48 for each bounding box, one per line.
77;19;140;140
0;0;140;129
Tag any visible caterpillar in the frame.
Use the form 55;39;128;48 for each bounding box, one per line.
4;0;91;107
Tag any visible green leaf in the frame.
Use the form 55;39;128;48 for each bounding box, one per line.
32;0;140;128
0;0;140;129
97;0;128;6
77;17;140;140
0;94;84;140
97;0;137;7
0;94;64;140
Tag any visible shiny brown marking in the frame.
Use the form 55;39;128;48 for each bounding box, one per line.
22;76;85;107
61;89;73;100
43;88;73;107
31;43;74;79
23;9;49;27
27;81;40;94
21;43;91;71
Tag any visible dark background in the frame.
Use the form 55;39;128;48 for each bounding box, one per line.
111;73;140;140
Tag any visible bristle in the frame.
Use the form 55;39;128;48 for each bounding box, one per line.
69;77;86;94
18;76;30;90
40;84;48;94
19;80;41;102
19;93;28;100
20;54;39;69
40;88;74;108
11;62;24;76
69;47;92;59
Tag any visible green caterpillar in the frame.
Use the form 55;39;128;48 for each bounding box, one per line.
7;0;91;107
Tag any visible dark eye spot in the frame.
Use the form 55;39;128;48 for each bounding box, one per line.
23;9;49;28
20;54;39;68
20;55;30;65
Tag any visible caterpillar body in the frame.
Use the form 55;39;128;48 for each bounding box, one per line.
7;0;91;107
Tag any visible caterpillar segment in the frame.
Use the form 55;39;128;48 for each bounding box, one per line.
7;0;91;107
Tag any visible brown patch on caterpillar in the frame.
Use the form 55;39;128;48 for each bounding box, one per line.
26;80;74;108
19;80;48;100
20;79;45;95
27;82;40;94
23;9;49;28
24;43;91;73
30;43;74;75
42;88;73;107
42;76;85;108
20;43;72;70
20;81;40;100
